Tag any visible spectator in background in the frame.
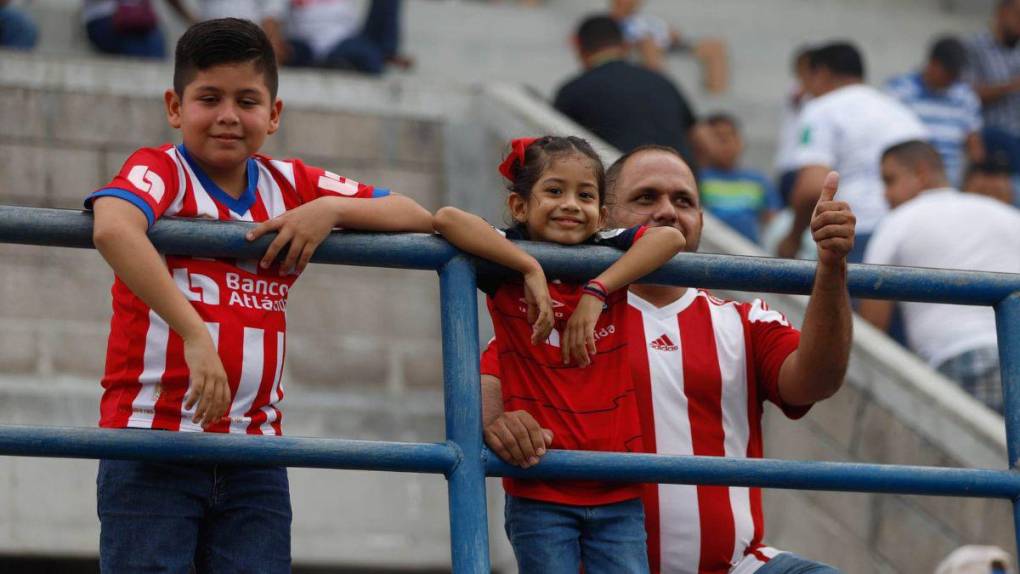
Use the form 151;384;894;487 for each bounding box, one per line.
699;113;782;244
964;159;1015;205
0;1;38;50
967;0;1020;174
554;15;703;167
608;0;728;93
774;46;814;204
83;0;197;59
778;41;926;262
886;36;984;186
195;1;289;64
286;0;412;74
860;141;1020;414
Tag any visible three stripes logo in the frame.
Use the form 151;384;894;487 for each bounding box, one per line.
649;334;678;352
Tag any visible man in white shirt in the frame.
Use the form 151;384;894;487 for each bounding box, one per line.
860;140;1020;413
778;42;927;263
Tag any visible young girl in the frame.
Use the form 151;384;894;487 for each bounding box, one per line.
434;136;685;573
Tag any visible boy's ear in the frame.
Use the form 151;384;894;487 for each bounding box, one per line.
267;98;283;135
507;193;528;224
164;89;182;129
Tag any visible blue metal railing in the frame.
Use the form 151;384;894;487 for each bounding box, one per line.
0;206;1019;571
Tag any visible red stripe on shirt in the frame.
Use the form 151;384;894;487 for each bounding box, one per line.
246;329;280;435
99;282;149;428
205;323;244;434
151;330;186;431
679;298;736;573
741;304;767;549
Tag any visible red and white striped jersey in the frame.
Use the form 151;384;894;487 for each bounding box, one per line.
627;289;805;574
480;288;807;573
86;144;386;435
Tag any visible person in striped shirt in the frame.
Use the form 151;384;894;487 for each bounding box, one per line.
481;145;855;573
85;18;432;573
885;36;985;186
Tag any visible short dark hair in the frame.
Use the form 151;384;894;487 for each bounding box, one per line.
882;140;945;173
576;15;624;54
173;18;279;99
506;136;607;207
808;41;865;80
929;36;967;78
705;113;740;131
604;144;697;205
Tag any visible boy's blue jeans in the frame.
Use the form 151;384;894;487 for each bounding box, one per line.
757;553;842;573
504;494;650;574
97;459;292;574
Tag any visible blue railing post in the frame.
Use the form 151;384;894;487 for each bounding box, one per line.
996;292;1020;556
439;255;489;573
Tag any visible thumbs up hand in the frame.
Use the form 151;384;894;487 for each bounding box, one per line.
810;171;856;266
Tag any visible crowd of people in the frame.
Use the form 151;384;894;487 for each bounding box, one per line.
551;3;1020;417
2;1;1019;572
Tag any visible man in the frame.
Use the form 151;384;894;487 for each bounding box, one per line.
482;145;855;573
963;159;1015;205
860;140;1020;413
778;42;926;263
886;36;984;186
967;0;1020;174
553;15;701;167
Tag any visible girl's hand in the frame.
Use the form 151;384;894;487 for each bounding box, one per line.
247;200;338;274
562;293;603;367
523;268;554;345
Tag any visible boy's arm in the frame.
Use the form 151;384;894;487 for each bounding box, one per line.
247;194;433;274
433;207;554;344
562;226;686;366
92;197;230;427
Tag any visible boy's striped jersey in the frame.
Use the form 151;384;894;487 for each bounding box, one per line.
86;144;387;435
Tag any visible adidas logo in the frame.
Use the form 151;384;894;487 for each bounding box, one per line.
649;334;678;352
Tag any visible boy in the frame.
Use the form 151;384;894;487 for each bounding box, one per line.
87;18;432;573
698;113;782;244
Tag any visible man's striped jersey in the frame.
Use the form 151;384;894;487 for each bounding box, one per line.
482;288;806;573
86;144;386;435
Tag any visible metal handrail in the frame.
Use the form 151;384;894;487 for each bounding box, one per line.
0;205;1018;572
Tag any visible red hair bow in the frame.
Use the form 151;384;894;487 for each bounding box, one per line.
498;137;539;182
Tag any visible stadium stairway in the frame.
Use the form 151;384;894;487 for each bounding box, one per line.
0;1;1012;572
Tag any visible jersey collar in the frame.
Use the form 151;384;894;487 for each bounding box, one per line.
177;144;259;215
627;288;699;318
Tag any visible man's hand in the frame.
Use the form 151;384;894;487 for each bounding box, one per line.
247;200;338;274
182;333;231;428
523;267;554;345
810;171;855;266
561;293;603;367
484;410;554;469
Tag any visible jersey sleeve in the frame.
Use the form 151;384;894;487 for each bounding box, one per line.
291;159;390;203
480;337;502;378
591;225;649;249
746;299;809;419
85;147;180;227
791;104;836;169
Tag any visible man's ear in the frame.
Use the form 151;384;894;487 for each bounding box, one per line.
267;97;283;135
507;193;529;224
165;89;182;129
598;205;609;229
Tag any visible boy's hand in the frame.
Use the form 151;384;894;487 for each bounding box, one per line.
246;201;338;274
561;294;603;367
522;268;554;345
484;410;554;469
182;334;231;428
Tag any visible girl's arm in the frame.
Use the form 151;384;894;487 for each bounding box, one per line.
562;226;686;366
92;197;230;427
434;207;554;344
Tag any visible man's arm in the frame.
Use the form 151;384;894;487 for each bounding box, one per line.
92;197;229;426
481;374;552;469
973;77;1020;106
778;164;829;259
776;172;854;405
858;299;894;332
966;131;987;165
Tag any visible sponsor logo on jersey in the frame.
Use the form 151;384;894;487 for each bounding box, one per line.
649;334;678;352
